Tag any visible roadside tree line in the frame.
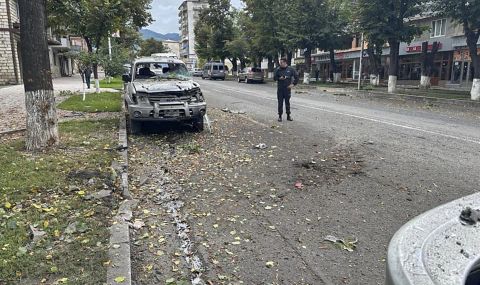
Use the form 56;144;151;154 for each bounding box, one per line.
195;0;480;99
19;0;155;151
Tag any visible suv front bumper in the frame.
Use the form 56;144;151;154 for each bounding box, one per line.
128;101;207;121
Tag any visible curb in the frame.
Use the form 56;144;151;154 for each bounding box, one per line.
359;90;480;109
0;128;26;136
106;101;135;285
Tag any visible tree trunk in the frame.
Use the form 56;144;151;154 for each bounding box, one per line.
229;57;238;76
93;63;100;93
240;59;246;70
366;46;381;86
420;41;439;89
303;48;312;84
287;51;293;66
18;0;59;151
267;56;274;79
388;39;400;93
329;48;340;83
465;26;480;100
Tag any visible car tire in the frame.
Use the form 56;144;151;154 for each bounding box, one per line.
129;118;142;135
193;116;204;132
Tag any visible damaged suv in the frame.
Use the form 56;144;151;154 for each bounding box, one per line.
122;56;206;133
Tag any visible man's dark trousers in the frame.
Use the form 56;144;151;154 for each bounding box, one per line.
277;88;291;116
85;75;91;89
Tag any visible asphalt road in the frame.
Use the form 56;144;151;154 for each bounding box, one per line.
193;78;480;284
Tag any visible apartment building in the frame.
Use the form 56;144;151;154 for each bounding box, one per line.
295;14;480;88
178;0;208;69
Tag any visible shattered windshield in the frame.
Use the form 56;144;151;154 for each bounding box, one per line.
134;62;191;81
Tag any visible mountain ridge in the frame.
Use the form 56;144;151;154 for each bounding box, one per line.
140;29;180;41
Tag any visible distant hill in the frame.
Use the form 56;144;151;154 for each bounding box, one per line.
140;29;180;42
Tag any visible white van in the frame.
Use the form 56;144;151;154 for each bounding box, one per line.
202;62;227;80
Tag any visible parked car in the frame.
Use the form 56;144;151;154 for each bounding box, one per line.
237;67;264;83
122;56;207;133
202;62;226;80
386;192;480;285
192;68;203;77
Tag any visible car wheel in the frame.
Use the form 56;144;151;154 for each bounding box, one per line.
193;116;204;132
129;119;142;135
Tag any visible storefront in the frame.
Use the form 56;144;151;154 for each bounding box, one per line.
398;40;453;86
314;50;366;81
450;47;479;85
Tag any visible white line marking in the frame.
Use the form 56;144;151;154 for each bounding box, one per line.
206;84;480;146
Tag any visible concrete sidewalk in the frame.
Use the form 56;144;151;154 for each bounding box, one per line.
0;75;118;133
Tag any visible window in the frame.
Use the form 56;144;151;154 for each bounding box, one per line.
431;19;447;38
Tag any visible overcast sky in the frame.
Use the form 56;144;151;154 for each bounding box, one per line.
147;0;243;34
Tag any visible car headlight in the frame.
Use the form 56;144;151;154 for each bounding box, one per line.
136;92;148;103
191;91;204;103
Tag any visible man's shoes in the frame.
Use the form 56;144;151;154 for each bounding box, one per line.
287;115;293;121
278;116;282;122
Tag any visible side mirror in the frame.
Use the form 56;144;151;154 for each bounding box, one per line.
122;74;131;82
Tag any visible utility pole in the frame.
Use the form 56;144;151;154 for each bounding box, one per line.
358;33;364;90
18;0;59;151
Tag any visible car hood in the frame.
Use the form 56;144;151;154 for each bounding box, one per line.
133;80;200;93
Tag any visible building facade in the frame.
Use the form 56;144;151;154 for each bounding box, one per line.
163;39;181;58
294;15;480;88
0;0;81;85
178;0;208;69
0;0;21;85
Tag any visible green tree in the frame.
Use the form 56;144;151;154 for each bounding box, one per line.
225;10;253;72
433;0;480;100
138;38;168;56
194;0;234;63
47;0;152;92
279;0;326;83
357;0;425;93
243;0;285;72
317;0;354;82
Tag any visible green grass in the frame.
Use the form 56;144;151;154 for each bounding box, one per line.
0;119;118;284
398;88;471;100
99;77;124;89
57;92;122;113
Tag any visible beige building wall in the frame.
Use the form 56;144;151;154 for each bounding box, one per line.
163;40;180;58
0;0;21;85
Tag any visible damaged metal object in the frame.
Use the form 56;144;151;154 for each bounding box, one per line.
386;193;480;285
123;56;207;133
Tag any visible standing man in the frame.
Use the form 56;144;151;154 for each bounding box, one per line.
84;66;92;89
274;58;299;122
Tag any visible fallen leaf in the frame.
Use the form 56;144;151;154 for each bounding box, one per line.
114;276;126;283
266;261;275;268
294;181;303;189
